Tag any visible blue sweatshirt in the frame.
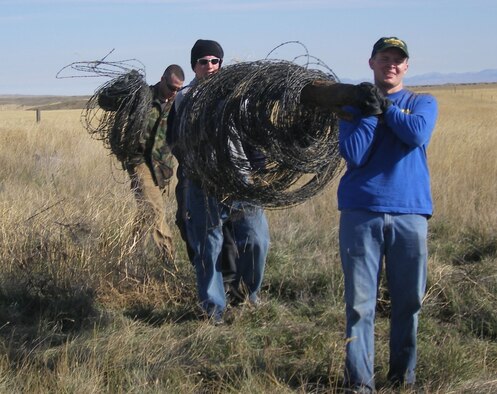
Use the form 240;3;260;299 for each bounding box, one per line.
337;88;438;216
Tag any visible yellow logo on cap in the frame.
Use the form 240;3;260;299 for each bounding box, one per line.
384;38;405;47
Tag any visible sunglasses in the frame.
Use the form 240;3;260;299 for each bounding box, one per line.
166;82;181;92
197;58;221;66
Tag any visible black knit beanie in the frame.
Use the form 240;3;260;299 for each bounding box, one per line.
190;39;224;70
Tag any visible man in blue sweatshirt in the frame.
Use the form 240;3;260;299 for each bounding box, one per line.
338;37;438;393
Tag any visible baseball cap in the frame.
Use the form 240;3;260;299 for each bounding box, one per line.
371;37;409;58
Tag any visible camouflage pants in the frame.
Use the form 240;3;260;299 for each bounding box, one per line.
127;162;174;264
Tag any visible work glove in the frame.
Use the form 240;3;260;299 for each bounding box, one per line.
152;159;174;189
378;93;392;113
355;82;383;116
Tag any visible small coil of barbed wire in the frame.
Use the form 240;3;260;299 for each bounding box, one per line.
82;71;151;163
56;50;152;164
173;53;343;208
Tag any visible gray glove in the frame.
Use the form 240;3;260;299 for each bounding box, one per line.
379;95;392;113
355;82;383;116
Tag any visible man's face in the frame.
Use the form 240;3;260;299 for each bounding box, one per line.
163;73;183;100
369;47;408;93
194;55;221;79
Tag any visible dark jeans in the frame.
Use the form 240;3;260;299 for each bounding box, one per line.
184;181;269;317
175;173;237;285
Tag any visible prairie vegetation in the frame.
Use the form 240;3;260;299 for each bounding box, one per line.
1;84;497;393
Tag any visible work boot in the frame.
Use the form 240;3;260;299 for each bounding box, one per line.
224;283;245;306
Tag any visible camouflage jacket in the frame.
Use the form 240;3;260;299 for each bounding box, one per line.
140;83;175;188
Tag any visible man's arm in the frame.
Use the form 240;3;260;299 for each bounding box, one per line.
339;112;379;168
300;80;384;118
384;94;438;147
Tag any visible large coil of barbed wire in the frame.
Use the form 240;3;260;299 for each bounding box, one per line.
81;69;152;163
173;60;343;208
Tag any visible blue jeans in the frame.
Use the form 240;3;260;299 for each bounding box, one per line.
339;210;428;390
229;202;270;302
185;182;269;318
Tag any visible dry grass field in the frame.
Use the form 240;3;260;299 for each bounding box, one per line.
1;84;497;393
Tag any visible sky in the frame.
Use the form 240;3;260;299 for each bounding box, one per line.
1;0;496;96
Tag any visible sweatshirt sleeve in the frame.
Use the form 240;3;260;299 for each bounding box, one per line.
383;93;438;147
339;109;379;168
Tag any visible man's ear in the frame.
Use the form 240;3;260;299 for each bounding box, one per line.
368;58;374;70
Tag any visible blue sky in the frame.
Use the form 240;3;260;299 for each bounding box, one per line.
1;0;496;95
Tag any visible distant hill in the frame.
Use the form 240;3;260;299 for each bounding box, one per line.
340;69;497;86
2;70;497;110
405;69;497;86
0;95;91;110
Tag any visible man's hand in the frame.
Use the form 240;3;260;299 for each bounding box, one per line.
152;160;174;189
355;82;383;116
378;93;392;113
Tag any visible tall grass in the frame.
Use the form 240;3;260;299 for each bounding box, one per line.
428;85;497;233
1;85;497;393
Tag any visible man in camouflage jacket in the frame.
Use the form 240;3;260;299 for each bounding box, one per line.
125;64;184;266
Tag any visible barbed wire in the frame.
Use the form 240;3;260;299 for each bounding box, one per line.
58;44;345;208
57;51;151;164
264;40;339;81
173;58;343;209
81;70;151;163
55;49;146;79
